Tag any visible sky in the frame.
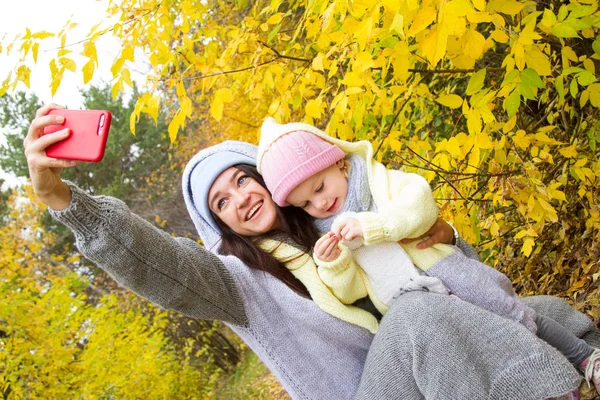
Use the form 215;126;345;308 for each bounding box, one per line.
0;0;132;188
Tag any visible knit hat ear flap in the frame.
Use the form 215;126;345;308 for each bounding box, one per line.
259;128;345;207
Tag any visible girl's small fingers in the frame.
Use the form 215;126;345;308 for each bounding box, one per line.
340;226;350;239
316;235;332;247
324;239;339;257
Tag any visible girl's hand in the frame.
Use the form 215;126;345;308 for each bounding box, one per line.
400;218;455;249
23;104;77;210
331;218;363;241
314;232;341;262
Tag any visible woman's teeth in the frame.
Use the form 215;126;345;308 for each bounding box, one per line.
247;202;261;220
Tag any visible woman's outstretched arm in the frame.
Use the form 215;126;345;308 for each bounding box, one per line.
24;105;247;325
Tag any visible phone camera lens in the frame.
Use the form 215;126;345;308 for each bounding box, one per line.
98;114;105;135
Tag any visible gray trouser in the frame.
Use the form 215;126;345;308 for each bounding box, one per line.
357;293;589;400
426;250;538;332
537;313;594;366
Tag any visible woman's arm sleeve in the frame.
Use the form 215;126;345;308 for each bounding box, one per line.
48;182;247;326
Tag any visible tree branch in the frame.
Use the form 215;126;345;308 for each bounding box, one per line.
176;58;279;81
407;67;505;74
43;7;158;52
258;40;312;63
374;97;411;156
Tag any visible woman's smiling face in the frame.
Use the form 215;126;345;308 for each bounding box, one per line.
208;167;281;237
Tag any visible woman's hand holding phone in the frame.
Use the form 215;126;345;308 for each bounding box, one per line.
23;104;77;211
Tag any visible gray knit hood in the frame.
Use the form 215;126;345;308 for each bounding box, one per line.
182;140;258;252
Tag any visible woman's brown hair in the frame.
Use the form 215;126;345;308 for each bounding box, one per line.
212;164;320;298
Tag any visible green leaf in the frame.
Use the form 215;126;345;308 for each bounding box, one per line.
505;90;520;117
593;39;600;56
587;129;597;151
570;78;579;97
556;75;565;103
466;68;486;96
502;69;520;86
267;23;282;42
518;82;536;100
552;23;579;38
577;71;597;86
557;5;568;22
380;36;399;48
520;69;544;89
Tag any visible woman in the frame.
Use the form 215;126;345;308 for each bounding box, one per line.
25;104;595;399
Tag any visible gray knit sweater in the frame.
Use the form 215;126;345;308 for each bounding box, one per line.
48;141;597;399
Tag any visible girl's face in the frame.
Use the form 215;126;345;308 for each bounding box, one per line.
208;167;281;236
285;160;348;219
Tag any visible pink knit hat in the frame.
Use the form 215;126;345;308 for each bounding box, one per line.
259;128;345;207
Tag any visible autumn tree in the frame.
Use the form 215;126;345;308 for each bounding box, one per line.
2;0;599;306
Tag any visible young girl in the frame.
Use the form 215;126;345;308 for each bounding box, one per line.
257;116;600;394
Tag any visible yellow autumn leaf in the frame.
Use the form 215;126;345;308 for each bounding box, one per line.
312;53;325;71
168;108;186;141
82;59;95;84
342;71;364;87
489;0;525;16
559;144;578;158
476;132;493;149
521;237;535;256
467;109;482;135
210;89;232;122
407;7;437;36
512;129;531;149
525;46;552;76
472;0;486;11
267;13;283;25
82;41;98;63
436;94;463;108
446;137;463;158
16;65;31;88
588;83;600;108
59;57;76;72
490;30;509;43
32;42;39;63
305;98;323;118
146;95;161;125
389;13;404;35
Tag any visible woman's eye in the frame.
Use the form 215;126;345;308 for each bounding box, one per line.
238;176;248;186
218;199;227;210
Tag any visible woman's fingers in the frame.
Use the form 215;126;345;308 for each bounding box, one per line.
26;114;65;143
37;155;77;170
414;235;439;250
34;103;63;119
25;129;77;174
25;128;70;160
400;218;455;249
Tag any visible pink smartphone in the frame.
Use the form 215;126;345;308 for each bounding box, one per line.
43;109;112;162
